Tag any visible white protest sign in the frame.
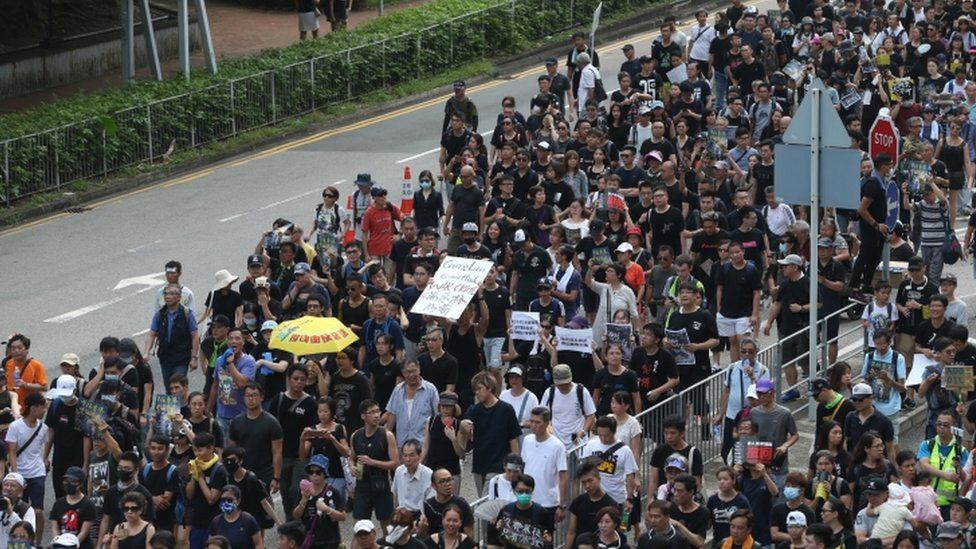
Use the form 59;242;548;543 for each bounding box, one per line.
511;311;541;341
906;353;940;386
555;326;593;354
409;257;493;320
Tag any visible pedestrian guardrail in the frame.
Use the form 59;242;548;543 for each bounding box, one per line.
0;0;669;205
468;299;865;547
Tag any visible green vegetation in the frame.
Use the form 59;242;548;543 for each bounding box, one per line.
0;0;663;205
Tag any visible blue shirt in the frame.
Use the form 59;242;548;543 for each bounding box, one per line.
385;380;440;446
150;307;199;342
723;360;770;419
213;349;257;420
860;348;906;417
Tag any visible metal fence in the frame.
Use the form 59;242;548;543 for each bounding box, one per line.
0;0;671;205
469;300;866;547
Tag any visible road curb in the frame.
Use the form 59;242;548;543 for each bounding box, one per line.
0;0;731;229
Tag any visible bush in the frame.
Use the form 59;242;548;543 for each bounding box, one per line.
0;0;660;203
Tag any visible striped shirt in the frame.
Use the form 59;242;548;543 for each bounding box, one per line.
915;199;948;247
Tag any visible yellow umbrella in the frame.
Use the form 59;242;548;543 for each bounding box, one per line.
268;316;359;356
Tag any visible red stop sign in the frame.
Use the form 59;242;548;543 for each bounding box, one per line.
869;117;900;165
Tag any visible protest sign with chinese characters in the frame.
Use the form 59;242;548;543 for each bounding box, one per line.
511;311;541;341
409;257;494;320
555;327;592;354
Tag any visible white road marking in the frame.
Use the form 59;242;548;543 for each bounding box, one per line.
44;285;157;324
132;328;150;337
113;272;166;291
219;185;339;223
395;131;494;164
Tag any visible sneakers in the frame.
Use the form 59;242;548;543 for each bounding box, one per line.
782;389;801;402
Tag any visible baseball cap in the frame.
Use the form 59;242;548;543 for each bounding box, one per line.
645;150;664;163
462;222;479;233
626;226;642;237
786;511;807;527
665;453;689;470
48;375;78;400
754;379;774;393
777;254;804;266
51;534;80;548
439;391;459;406
370;186;388;197
952;498;975;513
536;140;552;151
713;160;729;170
817;237;835;248
939;522;963;539
649;100;665;110
453;80;466;89
807;377;830;397
59;353;80;367
260;320;278;332
851;383;873;400
746;384;759;399
354;520;376;534
545;56;558;66
537;277;554;290
638;105;652;115
294;262;311;275
616;242;634;254
305;454;330;473
941;273;958;284
566;316;589;329
513;229;527;243
247;254;264;267
505;366;524;378
863;478;888;494
3;473;24;487
553;364;573;384
64;466;85;482
622;44;634;51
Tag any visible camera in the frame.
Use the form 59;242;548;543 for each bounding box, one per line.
816;470;829;483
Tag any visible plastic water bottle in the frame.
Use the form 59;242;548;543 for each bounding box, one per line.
13;368;21;389
620;509;630;530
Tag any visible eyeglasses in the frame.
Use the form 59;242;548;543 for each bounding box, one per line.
123;506;141;513
503;121;513;126
739;348;756;354
822;508;835;513
436;478;453;484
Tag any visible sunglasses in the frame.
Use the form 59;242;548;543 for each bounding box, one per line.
323;193;338;199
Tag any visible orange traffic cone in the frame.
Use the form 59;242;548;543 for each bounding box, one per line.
400;166;414;216
342;194;356;246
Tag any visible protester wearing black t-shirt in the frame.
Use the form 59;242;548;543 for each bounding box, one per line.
631;323;680;412
851;155;893;294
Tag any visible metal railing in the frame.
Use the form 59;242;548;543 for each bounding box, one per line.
468;300;866;547
0;0;668;205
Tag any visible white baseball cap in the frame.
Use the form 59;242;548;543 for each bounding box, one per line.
47;374;78;400
354;519;376;534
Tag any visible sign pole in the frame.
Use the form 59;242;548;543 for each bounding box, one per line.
807;88;821;422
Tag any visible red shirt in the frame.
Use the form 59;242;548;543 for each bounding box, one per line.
361;203;402;257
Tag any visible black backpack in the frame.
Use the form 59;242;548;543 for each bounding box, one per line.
107;414;143;457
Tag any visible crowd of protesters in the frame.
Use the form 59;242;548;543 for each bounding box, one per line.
13;0;976;547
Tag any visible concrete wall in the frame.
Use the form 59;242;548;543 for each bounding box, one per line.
0;18;200;100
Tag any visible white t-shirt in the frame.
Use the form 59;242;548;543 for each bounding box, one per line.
521;434;568;507
581;438;638;504
613;415;642;447
540;384;597;446
689;25;716;61
500;388;539;441
486;474;517;502
577;65;600;115
6;419;47;479
860;299;899;348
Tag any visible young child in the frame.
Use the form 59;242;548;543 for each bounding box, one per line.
656;454;689;501
909;470;943;527
869;483;917;539
861;280;898;352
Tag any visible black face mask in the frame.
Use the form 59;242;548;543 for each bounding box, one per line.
463;237;477;245
224;461;240;475
64;483;80;495
118;470;134;483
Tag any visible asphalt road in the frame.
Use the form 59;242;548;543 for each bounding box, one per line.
3;0;975;543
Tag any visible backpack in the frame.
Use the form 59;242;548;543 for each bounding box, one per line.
140;462;177;485
594;76;609;102
545;383;587;417
107;414;143;457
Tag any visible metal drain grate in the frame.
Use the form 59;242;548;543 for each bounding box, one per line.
64;207;92;213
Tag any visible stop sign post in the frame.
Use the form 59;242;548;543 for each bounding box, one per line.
869;112;900;281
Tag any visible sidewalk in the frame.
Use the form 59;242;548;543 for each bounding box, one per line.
0;0;426;113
